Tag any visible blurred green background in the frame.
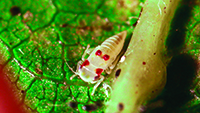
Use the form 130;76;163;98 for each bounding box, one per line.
0;0;199;113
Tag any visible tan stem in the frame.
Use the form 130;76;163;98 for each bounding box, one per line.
106;0;181;112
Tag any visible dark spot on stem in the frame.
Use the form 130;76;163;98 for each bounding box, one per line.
115;69;121;78
10;6;21;16
143;62;146;65
118;103;124;111
154;53;156;55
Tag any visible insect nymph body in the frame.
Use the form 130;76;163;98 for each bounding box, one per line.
66;31;127;95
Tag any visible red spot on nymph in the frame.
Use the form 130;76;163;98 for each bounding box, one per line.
95;68;103;75
95;50;102;56
80;59;90;69
103;54;110;61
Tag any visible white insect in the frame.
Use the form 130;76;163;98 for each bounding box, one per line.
66;31;127;96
